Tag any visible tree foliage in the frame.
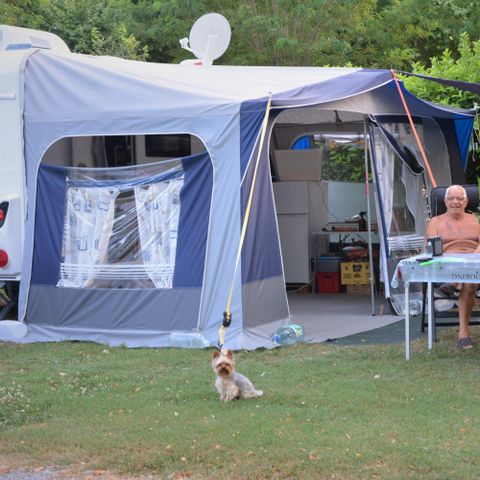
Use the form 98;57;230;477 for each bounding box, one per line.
127;0;208;63
403;33;480;109
3;0;480;70
322;145;368;183
0;0;148;60
378;0;480;68
191;0;384;67
401;33;480;181
0;0;48;29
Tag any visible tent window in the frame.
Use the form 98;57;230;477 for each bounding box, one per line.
283;132;368;183
41;134;205;168
292;135;313;150
391;160;416;232
57;166;183;289
145;134;191;157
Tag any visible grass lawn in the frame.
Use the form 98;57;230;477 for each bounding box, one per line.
1;328;480;479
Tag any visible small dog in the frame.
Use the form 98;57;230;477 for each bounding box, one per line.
211;349;263;402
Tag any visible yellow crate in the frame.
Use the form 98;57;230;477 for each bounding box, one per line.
340;262;370;285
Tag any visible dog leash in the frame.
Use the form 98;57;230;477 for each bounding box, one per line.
217;312;232;351
217;93;273;351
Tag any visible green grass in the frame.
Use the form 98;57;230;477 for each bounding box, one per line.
1;329;480;479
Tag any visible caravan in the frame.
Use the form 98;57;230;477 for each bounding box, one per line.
0;25;475;348
0;27;70;325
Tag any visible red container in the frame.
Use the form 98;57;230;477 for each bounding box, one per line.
316;272;342;293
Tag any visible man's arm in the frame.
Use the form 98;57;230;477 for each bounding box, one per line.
475;217;480;253
425;216;438;239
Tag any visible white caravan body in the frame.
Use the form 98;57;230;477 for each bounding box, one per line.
0;26;69;281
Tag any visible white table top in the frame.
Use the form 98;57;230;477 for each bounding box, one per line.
393;253;480;286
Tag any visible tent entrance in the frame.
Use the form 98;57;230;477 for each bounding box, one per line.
269;113;383;322
268;106;452;321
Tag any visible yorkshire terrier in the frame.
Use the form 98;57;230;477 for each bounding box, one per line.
211;349;263;402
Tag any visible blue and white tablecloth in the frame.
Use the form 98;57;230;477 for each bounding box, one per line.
392;253;480;287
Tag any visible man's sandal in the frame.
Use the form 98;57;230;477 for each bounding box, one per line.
438;283;461;298
457;337;473;350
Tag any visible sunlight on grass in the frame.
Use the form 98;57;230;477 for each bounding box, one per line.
2;329;480;479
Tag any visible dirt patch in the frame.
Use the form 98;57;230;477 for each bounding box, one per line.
0;467;158;480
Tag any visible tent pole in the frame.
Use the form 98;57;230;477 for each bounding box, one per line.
364;119;376;316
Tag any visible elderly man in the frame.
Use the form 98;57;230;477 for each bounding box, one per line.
426;185;480;349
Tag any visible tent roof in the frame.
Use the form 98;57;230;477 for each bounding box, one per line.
61;53;383;101
23;50;474;126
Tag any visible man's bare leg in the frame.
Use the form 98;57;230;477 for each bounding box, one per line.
458;283;477;345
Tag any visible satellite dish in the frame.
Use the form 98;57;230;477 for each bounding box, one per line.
179;13;231;66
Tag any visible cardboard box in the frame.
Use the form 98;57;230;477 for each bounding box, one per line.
273;149;323;181
347;284;371;295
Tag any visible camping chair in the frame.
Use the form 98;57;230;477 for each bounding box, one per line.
420;185;480;339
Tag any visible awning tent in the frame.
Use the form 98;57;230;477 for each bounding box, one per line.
16;49;475;348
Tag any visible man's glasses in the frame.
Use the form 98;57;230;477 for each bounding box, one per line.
446;196;466;202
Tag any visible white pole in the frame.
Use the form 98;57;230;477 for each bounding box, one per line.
427;281;433;349
364;120;375;315
405;281;410;360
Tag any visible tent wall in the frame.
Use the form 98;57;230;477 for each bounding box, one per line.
240;115;289;331
27;287;201;331
20;53;247;343
26;154;213;342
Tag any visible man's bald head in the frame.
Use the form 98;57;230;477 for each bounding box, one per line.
444;185;467;200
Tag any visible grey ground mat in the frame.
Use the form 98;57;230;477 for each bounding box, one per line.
329;315;426;345
287;292;406;344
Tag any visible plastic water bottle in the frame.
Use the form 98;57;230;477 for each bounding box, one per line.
424;241;433;258
408;300;421;316
399;300;421;316
273;324;304;346
167;332;209;348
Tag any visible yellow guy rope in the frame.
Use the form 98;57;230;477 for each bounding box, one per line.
390;69;437;188
218;93;273;349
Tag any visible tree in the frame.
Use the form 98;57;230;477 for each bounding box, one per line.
404;33;480;108
43;0;149;59
129;0;208;63
211;0;380;67
402;33;480;181
0;0;48;29
1;0;148;60
4;0;480;70
368;0;480;69
322;145;368;183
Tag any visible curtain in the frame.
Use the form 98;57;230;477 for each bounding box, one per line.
134;178;183;288
58;186;117;287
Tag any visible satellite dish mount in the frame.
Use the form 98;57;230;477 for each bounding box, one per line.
179;13;231;66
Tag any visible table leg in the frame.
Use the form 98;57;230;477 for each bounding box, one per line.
405;281;410;360
427;281;433;350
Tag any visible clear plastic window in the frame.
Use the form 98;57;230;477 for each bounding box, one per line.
57;162;183;289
